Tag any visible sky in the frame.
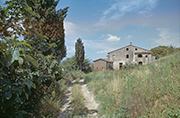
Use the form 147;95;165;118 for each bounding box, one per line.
1;0;180;61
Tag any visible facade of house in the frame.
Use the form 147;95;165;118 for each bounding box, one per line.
94;42;155;71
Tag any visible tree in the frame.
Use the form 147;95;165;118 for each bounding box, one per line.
151;45;180;59
0;0;37;38
0;1;40;117
61;56;92;75
0;0;67;117
61;56;77;74
25;0;69;63
75;38;85;71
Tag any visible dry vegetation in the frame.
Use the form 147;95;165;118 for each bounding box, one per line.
84;52;180;117
71;84;88;116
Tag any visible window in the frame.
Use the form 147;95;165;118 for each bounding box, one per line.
138;54;142;58
135;48;137;51
145;55;148;58
119;63;123;69
126;48;129;51
112;55;115;60
126;54;129;58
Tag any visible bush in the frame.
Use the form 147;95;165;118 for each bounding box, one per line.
37;79;67;117
122;62;139;70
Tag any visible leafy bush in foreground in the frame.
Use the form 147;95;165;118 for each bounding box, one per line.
0;0;68;117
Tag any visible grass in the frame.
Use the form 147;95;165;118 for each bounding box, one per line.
71;84;88;116
84;52;180;117
38;79;68;117
66;70;85;83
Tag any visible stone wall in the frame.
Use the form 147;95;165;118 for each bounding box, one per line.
93;60;107;71
107;43;154;69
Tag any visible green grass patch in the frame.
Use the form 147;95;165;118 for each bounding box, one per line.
85;52;180;117
71;84;88;116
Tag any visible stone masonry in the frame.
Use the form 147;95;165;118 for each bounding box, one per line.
94;42;155;71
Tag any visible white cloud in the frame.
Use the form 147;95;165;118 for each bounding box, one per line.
106;34;120;41
97;50;111;54
96;0;158;26
154;28;180;47
64;21;79;38
83;39;115;54
127;35;133;39
67;46;75;53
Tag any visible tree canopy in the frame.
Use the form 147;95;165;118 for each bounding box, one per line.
151;45;180;59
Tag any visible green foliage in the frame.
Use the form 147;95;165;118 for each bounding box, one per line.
151;45;180;59
82;58;93;73
61;56;92;82
0;0;37;38
36;79;67;117
0;35;38;117
26;0;69;62
84;52;180;117
122;62;139;70
61;56;92;76
61;56;77;75
0;0;68;117
75;38;85;70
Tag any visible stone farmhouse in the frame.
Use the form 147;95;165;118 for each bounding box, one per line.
93;42;155;71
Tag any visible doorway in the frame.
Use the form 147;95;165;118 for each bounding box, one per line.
138;61;142;65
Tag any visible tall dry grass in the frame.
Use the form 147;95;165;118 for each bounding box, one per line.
71;84;88;116
84;52;180;117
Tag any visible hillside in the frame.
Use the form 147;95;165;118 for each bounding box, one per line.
84;52;180;117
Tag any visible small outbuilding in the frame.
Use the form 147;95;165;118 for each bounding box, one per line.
93;58;113;71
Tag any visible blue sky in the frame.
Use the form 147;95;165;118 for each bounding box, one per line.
1;0;180;61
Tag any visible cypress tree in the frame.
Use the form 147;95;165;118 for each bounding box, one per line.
75;38;85;71
25;0;69;63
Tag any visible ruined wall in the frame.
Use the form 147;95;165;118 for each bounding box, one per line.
107;62;113;70
134;53;156;65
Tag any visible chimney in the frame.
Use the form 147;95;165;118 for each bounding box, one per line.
130;42;132;45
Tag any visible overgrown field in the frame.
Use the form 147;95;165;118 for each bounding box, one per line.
84;52;180;117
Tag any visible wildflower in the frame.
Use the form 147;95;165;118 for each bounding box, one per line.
52;91;55;94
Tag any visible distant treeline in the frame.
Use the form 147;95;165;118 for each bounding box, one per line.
151;45;180;59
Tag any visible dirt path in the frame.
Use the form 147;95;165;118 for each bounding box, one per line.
58;79;99;118
80;79;99;117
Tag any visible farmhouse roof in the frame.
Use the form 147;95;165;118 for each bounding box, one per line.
107;42;149;54
93;58;113;63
